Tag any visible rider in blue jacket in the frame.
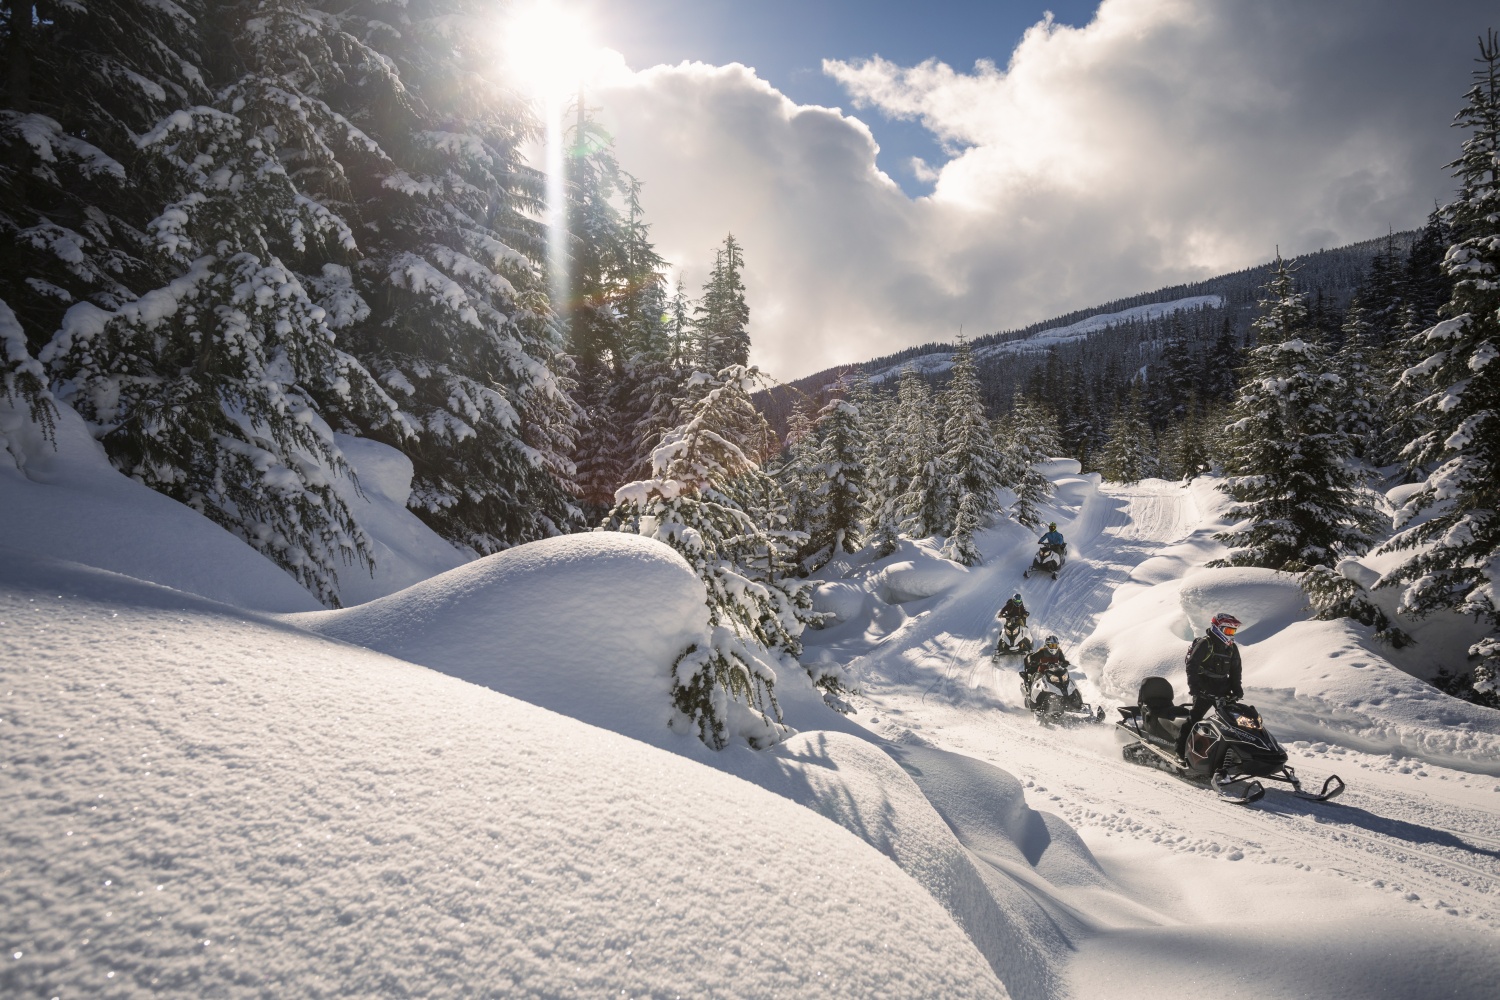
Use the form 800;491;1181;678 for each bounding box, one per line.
1039;522;1066;550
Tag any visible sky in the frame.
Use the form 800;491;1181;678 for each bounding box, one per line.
557;0;1494;380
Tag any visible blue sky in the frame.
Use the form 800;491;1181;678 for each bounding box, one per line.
594;1;1101;195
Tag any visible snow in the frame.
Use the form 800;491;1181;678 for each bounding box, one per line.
0;396;320;613
294;532;706;746
795;466;1500;997
0;552;1006;999
327;434;466;607
5;396;1500;999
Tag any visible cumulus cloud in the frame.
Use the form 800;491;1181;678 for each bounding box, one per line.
595;0;1491;380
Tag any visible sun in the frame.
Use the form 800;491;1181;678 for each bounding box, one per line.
502;1;595;101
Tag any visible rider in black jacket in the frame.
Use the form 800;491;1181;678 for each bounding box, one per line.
998;594;1028;625
1176;613;1243;761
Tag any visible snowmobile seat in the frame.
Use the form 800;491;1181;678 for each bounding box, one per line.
1138;677;1186;741
1138;677;1180;714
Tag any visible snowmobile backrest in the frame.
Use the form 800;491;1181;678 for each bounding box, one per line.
1138;677;1175;711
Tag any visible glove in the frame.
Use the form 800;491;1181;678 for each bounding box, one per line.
1230;688;1243;701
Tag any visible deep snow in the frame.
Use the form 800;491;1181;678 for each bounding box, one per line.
4;394;1499;999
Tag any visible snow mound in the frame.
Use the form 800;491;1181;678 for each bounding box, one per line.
330;433;467;607
1244;619;1500;771
0;553;1007;999
294;532;706;746
1178;566;1309;638
0;396;320;613
811;580;870;624
1032;458;1082;479
872;542;971;604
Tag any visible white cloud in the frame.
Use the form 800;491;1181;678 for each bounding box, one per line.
595;0;1490;380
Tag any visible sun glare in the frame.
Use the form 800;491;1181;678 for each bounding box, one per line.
503;1;594;100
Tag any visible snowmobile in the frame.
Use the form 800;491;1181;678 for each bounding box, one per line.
1115;677;1345;805
993;617;1033;657
1022;664;1105;725
1023;543;1066;580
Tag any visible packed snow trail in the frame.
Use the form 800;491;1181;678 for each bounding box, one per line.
806;473;1500;1000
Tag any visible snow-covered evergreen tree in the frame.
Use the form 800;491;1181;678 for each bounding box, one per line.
0;297;53;436
938;340;1002;564
1;0;211;359
606;366;810;750
996;394;1059;528
1332;301;1387;463
892;366;945;540
1379;32;1500;652
1214;256;1381;571
1098;386;1160;484
692;235;750;372
345;1;583;552
1161;394;1216;481
41;64;401;604
802;396;867;571
853;377;901;556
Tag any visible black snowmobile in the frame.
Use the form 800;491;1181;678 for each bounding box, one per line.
993;617;1033;657
1022;664;1105;725
1024;543;1066;580
1115;677;1345;805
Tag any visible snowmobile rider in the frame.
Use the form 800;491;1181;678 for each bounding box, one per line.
1022;635;1069;686
1039;522;1066;552
1175;613;1244;762
998;593;1028;625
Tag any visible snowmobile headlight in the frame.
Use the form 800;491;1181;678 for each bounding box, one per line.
1235;713;1261;729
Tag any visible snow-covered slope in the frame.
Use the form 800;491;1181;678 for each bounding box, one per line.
797;466;1500;999
0;400;467;612
0;551;1009;999
6;392;1499;1000
866;295;1223;382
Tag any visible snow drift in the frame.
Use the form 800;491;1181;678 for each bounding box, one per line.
0;551;1009;999
295;532;707;747
0;401;469;612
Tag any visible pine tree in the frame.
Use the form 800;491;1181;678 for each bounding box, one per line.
1;0;212;361
0;297;53;436
891;366;945;540
803;396;867;571
1098;386;1160;484
1327;300;1385;464
1162;394;1215;481
854;377;902;556
997;394;1059;528
774;398;819;545
692;234;750;371
938;340;1002;563
1213;256;1381;571
39;3;434;605
324;0;584;552
1379;33;1500;651
1202;317;1242;405
606;366;808;750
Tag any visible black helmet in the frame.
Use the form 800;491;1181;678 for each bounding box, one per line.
1012;593;1022;602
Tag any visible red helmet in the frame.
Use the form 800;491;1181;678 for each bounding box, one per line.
1210;613;1242;642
